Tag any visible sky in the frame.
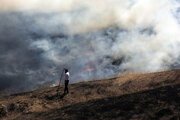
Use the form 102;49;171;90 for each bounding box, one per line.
0;0;180;93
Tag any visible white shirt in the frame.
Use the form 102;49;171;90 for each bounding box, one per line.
65;72;70;80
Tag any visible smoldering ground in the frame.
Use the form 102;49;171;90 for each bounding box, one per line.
0;0;180;93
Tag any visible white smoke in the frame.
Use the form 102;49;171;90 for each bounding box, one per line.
27;0;180;72
0;0;171;33
0;0;180;91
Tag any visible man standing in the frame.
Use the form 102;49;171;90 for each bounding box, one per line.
64;68;70;94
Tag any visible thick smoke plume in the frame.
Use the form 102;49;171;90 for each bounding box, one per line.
0;0;180;92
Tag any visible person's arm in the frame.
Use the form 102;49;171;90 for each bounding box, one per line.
64;73;68;80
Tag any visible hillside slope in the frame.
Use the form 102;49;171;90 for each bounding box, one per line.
0;69;180;120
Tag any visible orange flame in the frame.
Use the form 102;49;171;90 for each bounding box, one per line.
73;64;96;77
87;65;95;71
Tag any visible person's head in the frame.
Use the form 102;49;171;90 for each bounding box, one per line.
64;68;68;73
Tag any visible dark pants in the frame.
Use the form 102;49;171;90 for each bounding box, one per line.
64;80;69;94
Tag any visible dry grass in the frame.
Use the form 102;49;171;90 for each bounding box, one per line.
0;69;180;120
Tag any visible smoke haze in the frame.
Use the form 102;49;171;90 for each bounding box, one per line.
0;0;180;92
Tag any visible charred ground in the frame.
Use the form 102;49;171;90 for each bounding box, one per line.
0;69;180;120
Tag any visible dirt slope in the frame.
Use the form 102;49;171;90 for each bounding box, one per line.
0;69;180;120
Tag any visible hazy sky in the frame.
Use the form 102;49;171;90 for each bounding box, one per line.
0;0;180;93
